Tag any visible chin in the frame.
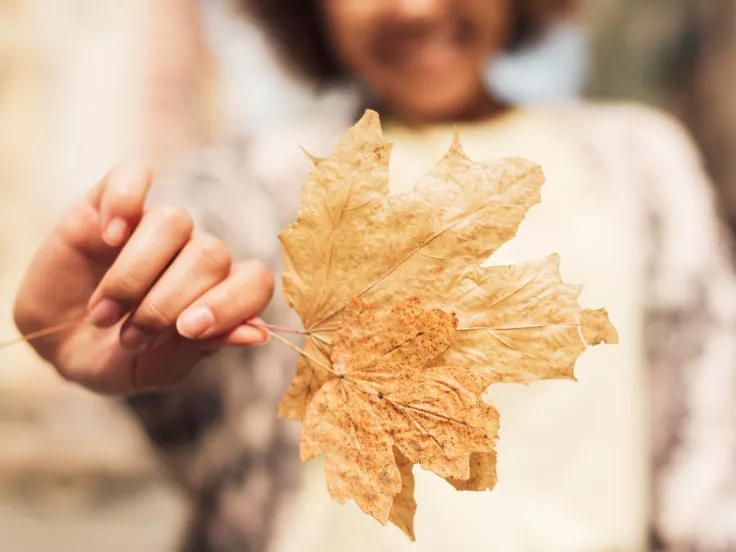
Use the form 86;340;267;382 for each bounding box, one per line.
400;89;486;123
385;71;489;123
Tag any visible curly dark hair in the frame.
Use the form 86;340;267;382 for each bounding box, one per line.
240;0;575;86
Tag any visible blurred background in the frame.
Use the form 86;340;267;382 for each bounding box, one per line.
0;0;734;550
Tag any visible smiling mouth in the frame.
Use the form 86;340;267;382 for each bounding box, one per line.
374;18;476;74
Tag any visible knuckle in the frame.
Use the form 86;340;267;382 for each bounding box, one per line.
108;162;152;189
195;235;231;275
148;205;194;237
112;187;142;207
245;259;274;298
133;301;175;332
104;269;145;302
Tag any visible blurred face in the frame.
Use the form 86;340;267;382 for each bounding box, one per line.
320;0;509;123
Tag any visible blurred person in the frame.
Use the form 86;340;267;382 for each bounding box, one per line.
11;0;736;551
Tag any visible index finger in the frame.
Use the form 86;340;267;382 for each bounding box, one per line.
88;162;153;248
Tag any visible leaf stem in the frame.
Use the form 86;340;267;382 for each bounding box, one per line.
0;316;333;371
0;318;84;349
262;329;337;375
310;333;333;347
248;321;310;335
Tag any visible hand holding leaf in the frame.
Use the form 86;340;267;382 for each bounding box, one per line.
4;109;618;541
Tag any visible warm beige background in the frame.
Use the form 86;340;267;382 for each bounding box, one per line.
1;1;734;550
0;1;209;549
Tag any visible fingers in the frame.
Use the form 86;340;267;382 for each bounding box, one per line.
83;167;275;354
119;233;232;351
56;163;153;261
88;205;194;327
88;214;273;353
89;163;153;248
177;260;274;340
123;258;273;353
221;320;272;347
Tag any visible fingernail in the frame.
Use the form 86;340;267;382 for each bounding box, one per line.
177;305;215;339
89;298;125;328
120;325;152;353
248;318;269;343
254;327;270;345
236;323;270;345
104;217;129;247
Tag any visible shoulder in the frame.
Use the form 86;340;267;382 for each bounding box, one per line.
241;114;354;185
566;102;729;299
562;100;705;169
160;113;350;195
149;113;352;260
546;100;725;283
550;100;711;203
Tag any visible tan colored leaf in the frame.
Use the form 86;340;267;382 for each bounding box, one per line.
276;109;619;539
276;337;332;420
301;298;499;530
280;109;391;327
388;448;417;541
279;109;544;419
435;254;597;383
446;451;498;492
580;308;619;346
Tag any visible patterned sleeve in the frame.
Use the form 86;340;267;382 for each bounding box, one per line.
120;138;309;552
634;107;736;551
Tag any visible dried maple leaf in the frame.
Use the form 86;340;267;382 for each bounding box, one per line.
278;110;615;419
580;308;619;346
434;254;619;383
277;109;618;538
301;298;498;537
446;451;498;492
388;448;417;540
278;110;547;420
